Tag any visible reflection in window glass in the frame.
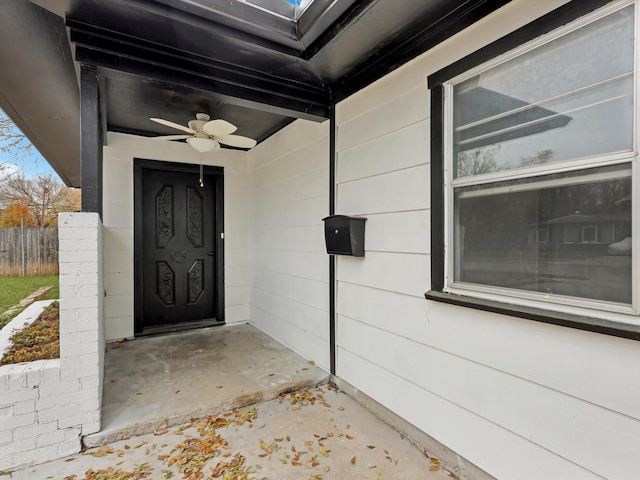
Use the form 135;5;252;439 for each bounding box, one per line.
452;6;634;178
454;165;632;304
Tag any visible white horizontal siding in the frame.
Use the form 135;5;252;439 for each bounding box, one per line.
252;268;328;312
252;249;327;282
337;348;602;480
249;225;326;254
337;85;429;152
339;315;639;480
339;282;640;420
337;165;430;215
247;120;331;371
333;0;640;477
338;251;429;298
337;120;430;184
363;210;429;254
252;286;328;340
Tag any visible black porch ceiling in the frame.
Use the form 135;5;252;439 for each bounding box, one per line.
0;0;509;187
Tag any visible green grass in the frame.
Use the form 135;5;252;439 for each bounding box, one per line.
0;275;59;329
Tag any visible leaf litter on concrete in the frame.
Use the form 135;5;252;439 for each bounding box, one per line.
17;384;454;480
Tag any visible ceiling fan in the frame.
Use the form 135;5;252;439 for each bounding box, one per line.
150;113;257;152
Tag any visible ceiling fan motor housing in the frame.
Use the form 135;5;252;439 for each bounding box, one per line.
188;113;211;131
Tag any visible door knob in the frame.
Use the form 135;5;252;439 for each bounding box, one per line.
208;251;214;256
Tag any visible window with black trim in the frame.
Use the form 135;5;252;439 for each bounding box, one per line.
427;0;640;339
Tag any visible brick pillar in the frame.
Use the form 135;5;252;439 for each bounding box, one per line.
58;212;104;435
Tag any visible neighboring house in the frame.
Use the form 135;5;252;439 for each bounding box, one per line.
1;0;639;478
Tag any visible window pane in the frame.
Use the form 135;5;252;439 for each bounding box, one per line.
453;5;634;178
453;164;632;304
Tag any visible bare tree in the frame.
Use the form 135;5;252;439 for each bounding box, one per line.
0;111;33;160
457;145;499;177
519;149;553;167
0;173;80;228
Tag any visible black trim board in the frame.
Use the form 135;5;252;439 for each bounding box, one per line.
428;0;617;88
425;291;640;342
430;85;445;293
80;65;103;216
133;159;225;335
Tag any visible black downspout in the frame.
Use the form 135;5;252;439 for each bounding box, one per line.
329;106;336;376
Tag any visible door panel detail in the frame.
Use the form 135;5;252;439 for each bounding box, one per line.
187;187;203;247
187;259;204;303
157;261;175;305
170;249;187;263
156;186;174;248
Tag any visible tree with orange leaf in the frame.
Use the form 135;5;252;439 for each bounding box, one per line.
0;202;38;227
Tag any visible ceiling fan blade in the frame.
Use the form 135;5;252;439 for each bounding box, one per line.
152;134;192;141
203;119;237;136
217;134;257;149
150;117;196;134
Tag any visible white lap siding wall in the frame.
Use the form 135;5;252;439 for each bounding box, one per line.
247;120;330;370
334;0;640;479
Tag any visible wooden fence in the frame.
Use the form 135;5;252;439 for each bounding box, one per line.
0;228;59;277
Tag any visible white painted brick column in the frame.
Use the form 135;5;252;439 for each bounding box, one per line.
58;212;104;435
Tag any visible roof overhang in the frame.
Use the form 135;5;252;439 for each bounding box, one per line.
0;0;510;187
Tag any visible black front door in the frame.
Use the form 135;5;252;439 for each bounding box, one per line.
134;160;224;334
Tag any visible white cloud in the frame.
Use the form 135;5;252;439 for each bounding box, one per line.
0;162;22;181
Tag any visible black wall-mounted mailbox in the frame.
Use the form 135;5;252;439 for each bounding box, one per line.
323;215;367;257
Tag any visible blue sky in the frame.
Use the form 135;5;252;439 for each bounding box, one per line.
0;108;59;181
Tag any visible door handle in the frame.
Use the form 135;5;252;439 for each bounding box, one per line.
208;251;214;256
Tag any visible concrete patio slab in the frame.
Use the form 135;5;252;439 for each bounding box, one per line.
84;323;330;447
9;385;453;480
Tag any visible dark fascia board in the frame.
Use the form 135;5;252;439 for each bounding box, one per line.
330;0;511;104
428;0;616;88
304;0;378;60
296;0;360;51
69;23;331;121
78;47;329;122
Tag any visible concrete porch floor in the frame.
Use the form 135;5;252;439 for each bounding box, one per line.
5;325;458;480
10;385;452;480
7;323;456;479
84;323;330;447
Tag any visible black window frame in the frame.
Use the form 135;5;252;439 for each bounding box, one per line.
425;0;640;341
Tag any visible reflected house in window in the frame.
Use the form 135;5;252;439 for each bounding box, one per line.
536;212;632;252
